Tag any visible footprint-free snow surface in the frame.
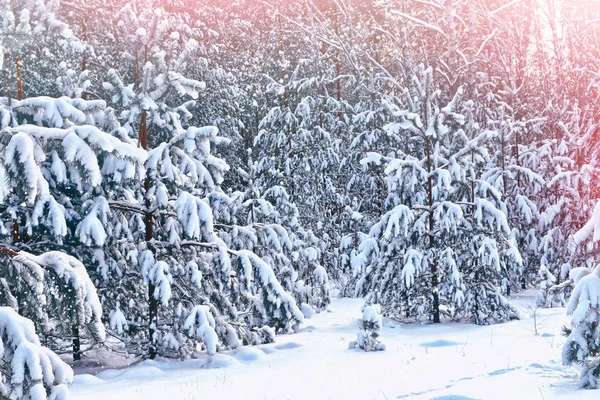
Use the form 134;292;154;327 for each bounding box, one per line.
72;291;590;399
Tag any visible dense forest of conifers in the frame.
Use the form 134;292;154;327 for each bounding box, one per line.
3;0;600;397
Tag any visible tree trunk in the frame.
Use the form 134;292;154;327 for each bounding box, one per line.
82;24;88;101
139;109;158;359
72;324;82;361
135;50;140;91
5;52;11;106
12;218;18;243
425;136;440;323
16;55;23;101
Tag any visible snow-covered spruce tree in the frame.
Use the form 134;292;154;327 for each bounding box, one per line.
91;4;219;358
338;67;402;295
0;307;73;400
219;159;331;317
354;66;520;324
466;98;545;296
349;304;385;352
535;102;599;298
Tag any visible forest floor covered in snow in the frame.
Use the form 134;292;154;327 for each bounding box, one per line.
71;291;593;399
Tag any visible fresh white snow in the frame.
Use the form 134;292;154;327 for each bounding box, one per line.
70;290;591;400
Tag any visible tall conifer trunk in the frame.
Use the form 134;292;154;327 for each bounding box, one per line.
425;136;440;324
139;108;157;359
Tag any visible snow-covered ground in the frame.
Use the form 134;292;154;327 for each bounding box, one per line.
72;291;591;399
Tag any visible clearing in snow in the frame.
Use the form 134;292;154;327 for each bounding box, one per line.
71;291;587;400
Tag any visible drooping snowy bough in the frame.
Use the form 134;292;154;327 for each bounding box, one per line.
1;249;105;361
0;307;73;400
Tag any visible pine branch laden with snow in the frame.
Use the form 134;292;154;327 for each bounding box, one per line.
11;251;106;344
1;123;146;197
140;250;172;308
0;96;147;248
183;306;218;355
175;192;215;242
235;250;304;331
563;266;600;388
0;307;73;400
2;250;48;331
573;201;600;248
145;126;230;199
75;196;110;247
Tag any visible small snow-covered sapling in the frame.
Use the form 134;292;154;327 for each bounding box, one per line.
349;304;386;351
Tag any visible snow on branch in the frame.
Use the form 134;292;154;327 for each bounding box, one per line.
184;305;218;355
236;250;305;326
13;251;106;343
0;307;73;400
573;201;600;247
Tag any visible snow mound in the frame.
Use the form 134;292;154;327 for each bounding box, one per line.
72;374;104;386
232;347;265;363
203;354;239;369
118;365;164;380
273;342;303;350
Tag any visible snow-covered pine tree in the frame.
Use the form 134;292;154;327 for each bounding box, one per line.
93;4;306;356
354;65;520;324
253;56;344;274
535;101;599;298
338;66;398;295
0;93;145;359
143;123;303;352
90;3;216;358
349;303;385;352
562;262;600;388
0;0;81;102
469;100;545;295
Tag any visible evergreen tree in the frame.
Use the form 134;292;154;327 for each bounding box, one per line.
349;304;385;352
354;66;520;324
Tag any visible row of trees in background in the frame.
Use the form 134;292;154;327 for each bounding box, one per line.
3;0;600;396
